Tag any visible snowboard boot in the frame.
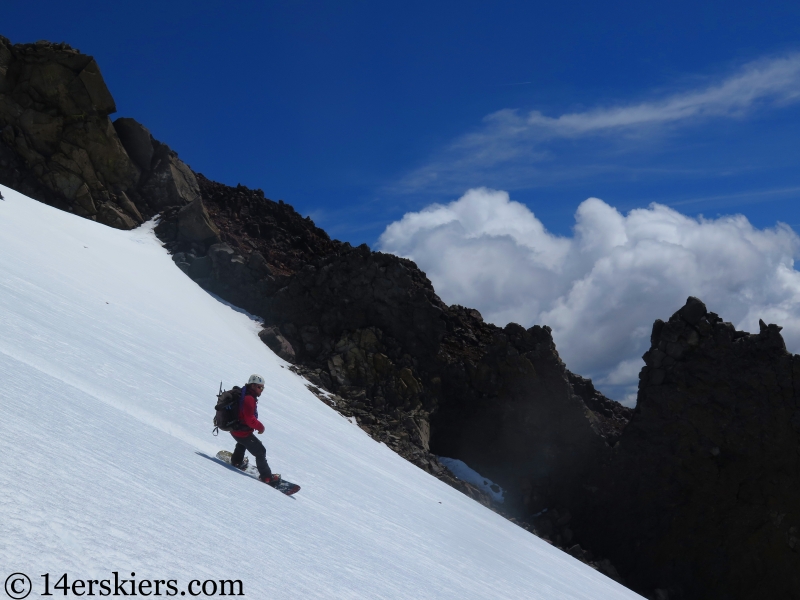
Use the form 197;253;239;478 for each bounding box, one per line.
231;457;249;471
260;473;282;487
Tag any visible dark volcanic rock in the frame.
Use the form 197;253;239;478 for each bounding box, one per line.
576;298;800;599
431;322;609;514
0;37;140;224
568;371;632;446
0;36;198;225
138;138;200;211
113;117;153;171
175;198;221;246
258;327;296;362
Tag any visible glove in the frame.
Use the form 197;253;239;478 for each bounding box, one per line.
257;427;265;435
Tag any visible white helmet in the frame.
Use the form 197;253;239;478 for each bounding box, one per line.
248;374;265;386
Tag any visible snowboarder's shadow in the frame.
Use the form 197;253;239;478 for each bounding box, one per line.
195;451;296;499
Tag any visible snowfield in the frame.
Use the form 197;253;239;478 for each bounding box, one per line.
0;186;641;599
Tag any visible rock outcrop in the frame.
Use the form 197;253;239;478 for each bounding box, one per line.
575;298;800;599
0;37;197;228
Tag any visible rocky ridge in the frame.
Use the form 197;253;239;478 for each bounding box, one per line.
0;36;200;229
574;298;800;599
6;35;799;599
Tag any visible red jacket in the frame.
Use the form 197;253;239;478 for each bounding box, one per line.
232;392;264;438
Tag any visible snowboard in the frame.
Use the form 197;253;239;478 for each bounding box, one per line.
215;450;301;496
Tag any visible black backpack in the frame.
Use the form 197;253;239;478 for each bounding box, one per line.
212;384;245;435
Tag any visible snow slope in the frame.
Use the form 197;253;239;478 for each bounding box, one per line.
0;186;641;599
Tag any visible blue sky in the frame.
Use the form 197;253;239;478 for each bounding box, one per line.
7;0;800;242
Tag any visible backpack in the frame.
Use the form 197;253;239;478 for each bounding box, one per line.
212;384;245;435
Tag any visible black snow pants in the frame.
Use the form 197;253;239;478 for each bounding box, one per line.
230;433;272;479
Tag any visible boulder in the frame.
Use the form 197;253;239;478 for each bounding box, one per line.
115;190;143;223
96;202;137;230
175;198;221;247
139;141;199;210
258;327;296;362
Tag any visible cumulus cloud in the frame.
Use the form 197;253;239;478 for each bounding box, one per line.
392;54;800;195
378;188;800;405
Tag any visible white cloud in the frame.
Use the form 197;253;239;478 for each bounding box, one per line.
378;188;800;405
525;53;800;134
393;54;800;194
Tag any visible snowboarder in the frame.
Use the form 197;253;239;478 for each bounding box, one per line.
230;374;281;487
